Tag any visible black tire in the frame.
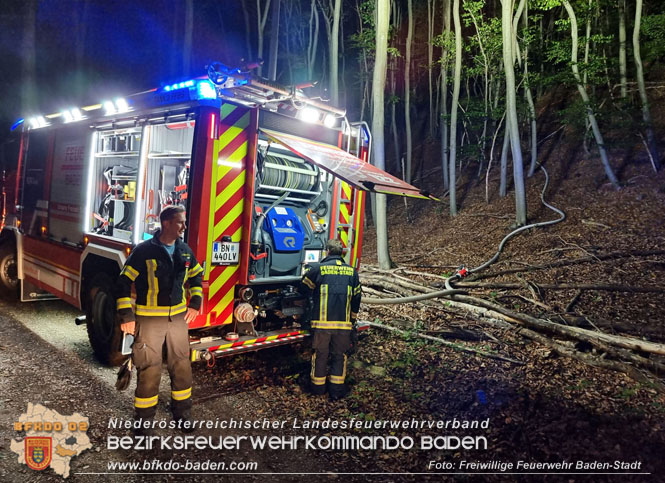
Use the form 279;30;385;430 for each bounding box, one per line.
0;243;18;299
86;273;125;366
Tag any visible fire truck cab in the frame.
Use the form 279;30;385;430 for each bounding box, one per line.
1;64;431;365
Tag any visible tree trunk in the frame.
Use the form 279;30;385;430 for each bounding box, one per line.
523;3;538;177
632;0;661;170
256;0;272;77
448;0;462;216
440;0;451;191
267;0;281;81
502;0;527;225
404;0;414;184
330;0;342;106
562;0;620;188
618;0;627;99
307;0;319;79
500;126;510;197
372;0;392;269
183;0;193;76
428;0;436;138
21;0;37;115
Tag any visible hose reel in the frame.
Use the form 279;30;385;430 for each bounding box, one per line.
257;155;320;203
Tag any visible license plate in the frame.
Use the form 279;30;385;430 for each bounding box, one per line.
212;241;239;265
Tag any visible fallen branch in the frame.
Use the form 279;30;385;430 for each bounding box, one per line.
455;281;665;293
363;320;524;365
471;250;665;280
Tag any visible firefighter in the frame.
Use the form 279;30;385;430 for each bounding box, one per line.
300;239;361;400
115;205;203;433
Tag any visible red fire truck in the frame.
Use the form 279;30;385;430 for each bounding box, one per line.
0;64;432;365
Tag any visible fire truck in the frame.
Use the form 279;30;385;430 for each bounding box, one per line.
0;63;432;365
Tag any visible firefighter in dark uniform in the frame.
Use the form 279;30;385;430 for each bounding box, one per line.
115;205;203;432
300;239;361;400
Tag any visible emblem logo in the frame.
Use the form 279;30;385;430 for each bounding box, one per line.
25;437;52;471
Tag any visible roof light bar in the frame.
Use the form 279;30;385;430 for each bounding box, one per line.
29;116;48;129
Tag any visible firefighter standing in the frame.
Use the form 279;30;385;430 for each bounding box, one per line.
300;239;361;400
115;205;203;433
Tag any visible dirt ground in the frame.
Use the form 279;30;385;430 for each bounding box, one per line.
2;109;665;482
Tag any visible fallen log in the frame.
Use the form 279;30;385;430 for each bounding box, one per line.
451;294;665;357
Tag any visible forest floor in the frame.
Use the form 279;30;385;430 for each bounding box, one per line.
195;124;665;481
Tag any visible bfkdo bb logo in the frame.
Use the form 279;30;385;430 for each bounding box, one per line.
25;437;52;471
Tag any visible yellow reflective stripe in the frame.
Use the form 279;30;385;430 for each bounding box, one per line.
146;260;158;306
190;287;203;297
310;353;325;385
319;284;328;321
311;375;326;385
302;277;316;290
121;265;139;281
188;264;203;278
116;297;132;310
135;302;187;316
134;395;158;408
171;387;192;401
311;320;352;330
329;374;345;384
346;285;351;323
353;285;362;295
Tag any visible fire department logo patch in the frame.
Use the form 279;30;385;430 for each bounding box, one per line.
25;437;52;471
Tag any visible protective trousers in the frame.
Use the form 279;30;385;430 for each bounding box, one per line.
310;329;350;397
132;314;192;420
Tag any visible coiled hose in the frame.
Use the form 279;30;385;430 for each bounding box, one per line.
363;165;565;304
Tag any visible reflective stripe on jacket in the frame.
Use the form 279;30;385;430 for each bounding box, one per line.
300;255;361;330
115;230;203;322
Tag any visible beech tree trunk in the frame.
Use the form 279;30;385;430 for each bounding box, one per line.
562;0;620;188
502;0;527;225
372;0;392;269
632;0;661;170
404;0;414;184
448;0;462;216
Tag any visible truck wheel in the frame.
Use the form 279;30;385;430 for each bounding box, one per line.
0;243;18;298
86;273;125;366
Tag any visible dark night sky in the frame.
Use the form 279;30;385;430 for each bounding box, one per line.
0;0;249;142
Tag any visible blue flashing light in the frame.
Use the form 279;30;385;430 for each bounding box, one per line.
197;80;217;100
10;118;24;131
163;79;197;93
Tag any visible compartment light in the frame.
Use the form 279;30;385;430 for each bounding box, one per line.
82;132;98;233
323;113;337;128
297;107;320;124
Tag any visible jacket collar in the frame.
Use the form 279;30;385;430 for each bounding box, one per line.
321;255;344;264
149;229;183;251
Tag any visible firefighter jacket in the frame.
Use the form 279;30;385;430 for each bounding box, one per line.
300;255;361;330
116;230;203;322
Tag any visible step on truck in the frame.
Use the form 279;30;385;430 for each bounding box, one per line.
1;63;433;365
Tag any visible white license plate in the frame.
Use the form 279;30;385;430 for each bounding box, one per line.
212;241;239;265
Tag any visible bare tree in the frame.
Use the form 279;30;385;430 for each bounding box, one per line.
502;0;527;225
372;0;392;269
561;0;620;188
404;0;414;184
256;0;273;76
632;0;661;170
448;0;462;216
618;0;627;99
440;0;451;191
